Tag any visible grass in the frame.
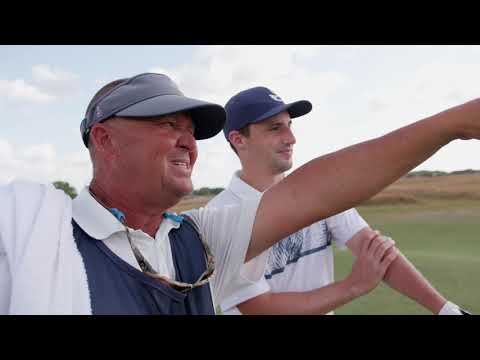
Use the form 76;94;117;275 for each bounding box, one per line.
334;199;480;314
172;174;480;314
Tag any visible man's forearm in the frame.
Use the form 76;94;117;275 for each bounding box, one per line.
237;255;448;315
382;252;446;314
237;279;361;315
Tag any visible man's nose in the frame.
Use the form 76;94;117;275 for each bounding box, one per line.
177;129;197;152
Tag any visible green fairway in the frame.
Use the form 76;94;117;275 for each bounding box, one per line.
334;199;480;314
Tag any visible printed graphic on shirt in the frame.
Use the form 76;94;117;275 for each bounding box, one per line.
265;221;332;279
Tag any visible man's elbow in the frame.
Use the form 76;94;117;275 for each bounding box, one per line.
237;292;275;315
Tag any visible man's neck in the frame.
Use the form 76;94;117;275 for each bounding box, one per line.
238;169;285;192
89;181;168;238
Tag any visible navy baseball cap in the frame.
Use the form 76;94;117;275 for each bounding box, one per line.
80;73;226;147
223;87;312;139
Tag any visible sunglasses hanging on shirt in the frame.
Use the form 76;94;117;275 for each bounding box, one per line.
89;189;215;293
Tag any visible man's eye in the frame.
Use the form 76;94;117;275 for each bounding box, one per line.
160;121;176;128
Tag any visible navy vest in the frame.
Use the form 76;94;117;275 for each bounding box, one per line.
72;218;215;315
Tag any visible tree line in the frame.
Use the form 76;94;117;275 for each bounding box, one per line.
52;181;224;199
405;169;480;178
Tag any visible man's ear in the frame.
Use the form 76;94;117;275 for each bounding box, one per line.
89;123;115;158
229;130;247;152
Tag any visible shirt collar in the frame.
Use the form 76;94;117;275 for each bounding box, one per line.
227;170;263;200
72;187;181;240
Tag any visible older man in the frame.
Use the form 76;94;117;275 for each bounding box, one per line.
0;72;479;314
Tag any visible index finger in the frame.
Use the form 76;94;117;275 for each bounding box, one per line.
361;229;381;255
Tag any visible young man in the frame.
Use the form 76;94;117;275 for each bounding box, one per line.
208;86;468;315
0;73;478;314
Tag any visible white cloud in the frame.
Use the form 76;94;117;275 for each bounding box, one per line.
56;151;92;190
31;64;80;96
0;65;79;104
169;46;339;103
193;136;240;188
149;45;352;187
368;98;389;113
22;143;56;161
0;79;55;103
32;64;77;83
357;60;480;139
0;138;92;191
149;67;170;77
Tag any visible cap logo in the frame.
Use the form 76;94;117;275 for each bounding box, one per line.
269;94;283;102
95;106;102;118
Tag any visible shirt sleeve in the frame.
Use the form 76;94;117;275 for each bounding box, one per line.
220;275;271;315
325;208;369;249
183;197;269;307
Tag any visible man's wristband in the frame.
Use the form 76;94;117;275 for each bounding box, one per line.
438;301;472;315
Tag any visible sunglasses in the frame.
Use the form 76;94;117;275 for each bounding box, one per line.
124;223;215;293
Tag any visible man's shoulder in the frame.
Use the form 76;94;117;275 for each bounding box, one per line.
182;193;261;231
326;207;364;222
205;188;239;208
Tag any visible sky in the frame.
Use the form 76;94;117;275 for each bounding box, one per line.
1;45;480;192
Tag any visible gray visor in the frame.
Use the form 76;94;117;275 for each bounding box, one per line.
81;73;225;147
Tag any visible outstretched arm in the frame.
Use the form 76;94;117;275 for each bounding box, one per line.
247;99;480;261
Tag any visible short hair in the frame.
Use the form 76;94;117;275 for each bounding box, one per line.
229;125;250;155
85;78;127;117
86;78;128;164
84;78;127;147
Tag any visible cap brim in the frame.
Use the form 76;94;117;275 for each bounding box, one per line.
286;100;312;118
115;94;226;140
251;100;312;125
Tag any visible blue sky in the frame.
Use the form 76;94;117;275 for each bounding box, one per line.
1;45;480;191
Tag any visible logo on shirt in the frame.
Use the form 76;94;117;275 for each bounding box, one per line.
265;222;332;279
266;230;304;276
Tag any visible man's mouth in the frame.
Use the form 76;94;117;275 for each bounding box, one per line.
171;160;190;169
278;149;292;156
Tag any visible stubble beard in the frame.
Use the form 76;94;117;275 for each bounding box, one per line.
271;155;293;175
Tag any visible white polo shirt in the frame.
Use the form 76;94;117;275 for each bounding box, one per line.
206;171;368;314
0;182;268;313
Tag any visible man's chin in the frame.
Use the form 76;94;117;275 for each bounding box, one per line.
274;160;293;173
172;183;193;198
